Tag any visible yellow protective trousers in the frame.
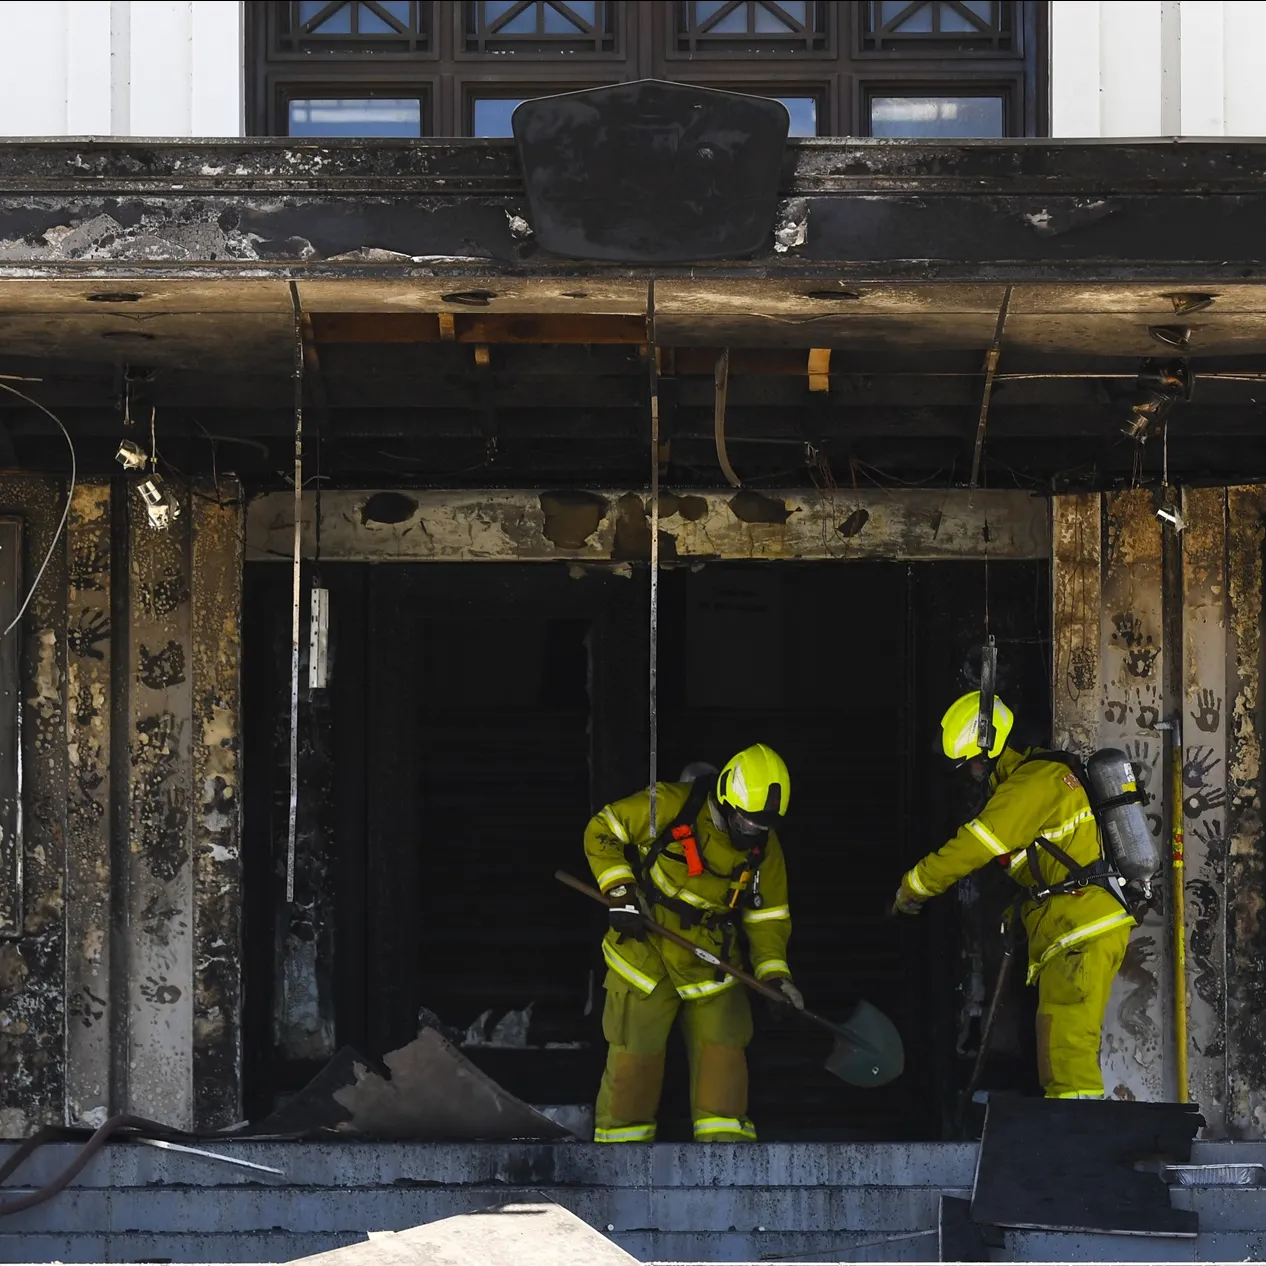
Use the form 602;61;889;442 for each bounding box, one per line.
1036;924;1130;1099
594;971;756;1143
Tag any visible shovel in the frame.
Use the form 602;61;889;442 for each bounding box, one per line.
555;870;904;1088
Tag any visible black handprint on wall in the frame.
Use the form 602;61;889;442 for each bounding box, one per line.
1183;747;1221;789
1191;689;1223;734
1189;818;1224;852
1134;685;1161;731
1125;740;1154;793
68;609;110;661
1104;697;1128;725
1185;787;1228;819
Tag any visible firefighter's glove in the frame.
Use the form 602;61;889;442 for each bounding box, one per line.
890;884;925;917
774;978;805;1011
606;887;646;942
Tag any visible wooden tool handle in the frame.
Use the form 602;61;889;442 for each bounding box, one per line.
553;869;786;1003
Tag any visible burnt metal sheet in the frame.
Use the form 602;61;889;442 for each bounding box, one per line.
190;482;244;1130
1225;486;1266;1139
971;1095;1201;1236
4;140;1266;280
332;1028;573;1142
0;477;69;1135
245;488;1050;564
1098;490;1172;1104
126;479;195;1130
64;482;112;1128
1181;487;1230;1137
512;80;788;263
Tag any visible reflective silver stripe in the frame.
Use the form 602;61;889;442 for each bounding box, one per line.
1048;1090;1104;1100
596;864;635;891
693;1116;756;1140
905;868;934;898
754;958;790;980
1027;910;1135;983
601;939;658;994
676;975;738;1000
966;818;1009;856
742;905;790;925
595;1124;656;1142
599;809;630;844
649;860;731;913
1043;808;1095;841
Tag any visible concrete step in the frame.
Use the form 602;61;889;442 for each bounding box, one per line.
1005;1229;1266;1261
0;1183;967;1235
0;1140;978;1191
1170;1185;1266;1230
0;1229;942;1265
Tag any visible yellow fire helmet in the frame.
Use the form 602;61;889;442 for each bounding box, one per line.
716;743;791;829
941;690;1014;761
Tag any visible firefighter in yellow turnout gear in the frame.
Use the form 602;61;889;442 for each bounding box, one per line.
584;745;798;1143
893;693;1136;1100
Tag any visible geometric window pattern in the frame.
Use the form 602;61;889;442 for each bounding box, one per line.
277;1;433;53
677;1;829;54
464;1;616;53
862;1;1014;52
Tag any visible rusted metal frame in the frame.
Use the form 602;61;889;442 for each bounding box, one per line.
245;488;1051;564
969;286;1012;490
1224;485;1265;1138
1179;486;1229;1136
1098;489;1172;1103
0;477;69;1133
190;480;244;1129
64;482;112;1127
125;479;195;1128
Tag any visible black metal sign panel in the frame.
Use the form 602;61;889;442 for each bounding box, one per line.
512;79;788;264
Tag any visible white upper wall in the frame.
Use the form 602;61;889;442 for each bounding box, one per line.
1052;0;1266;137
0;1;242;137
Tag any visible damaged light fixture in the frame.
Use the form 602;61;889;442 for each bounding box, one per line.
136;476;181;531
115;439;148;471
1123;359;1191;440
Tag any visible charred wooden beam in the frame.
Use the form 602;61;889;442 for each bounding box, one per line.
245;488;1049;564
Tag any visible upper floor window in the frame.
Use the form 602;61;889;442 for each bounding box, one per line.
247;0;1047;138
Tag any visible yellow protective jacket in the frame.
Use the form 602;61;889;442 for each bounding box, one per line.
901;747;1136;984
585;781;792;1001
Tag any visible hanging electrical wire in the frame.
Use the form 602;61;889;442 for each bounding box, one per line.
646;281;660;837
0;382;77;642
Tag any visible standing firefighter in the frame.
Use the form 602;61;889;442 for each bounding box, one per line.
584;744;798;1143
893;692;1146;1100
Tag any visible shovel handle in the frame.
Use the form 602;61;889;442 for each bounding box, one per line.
554;870;787;1004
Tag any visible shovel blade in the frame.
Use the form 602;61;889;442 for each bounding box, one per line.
823;999;905;1087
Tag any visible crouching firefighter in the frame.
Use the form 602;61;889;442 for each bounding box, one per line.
584;745;799;1143
892;692;1159;1101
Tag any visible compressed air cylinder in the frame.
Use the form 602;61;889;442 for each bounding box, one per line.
1085;748;1162;887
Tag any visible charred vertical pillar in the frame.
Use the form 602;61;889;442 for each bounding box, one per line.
65;482;112;1126
1051;494;1102;754
1098;489;1172;1103
1180;486;1229;1135
191;481;243;1128
0;478;69;1133
125;482;194;1128
1225;485;1266;1138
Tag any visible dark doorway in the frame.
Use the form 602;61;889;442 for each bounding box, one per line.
243;556;1049;1137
